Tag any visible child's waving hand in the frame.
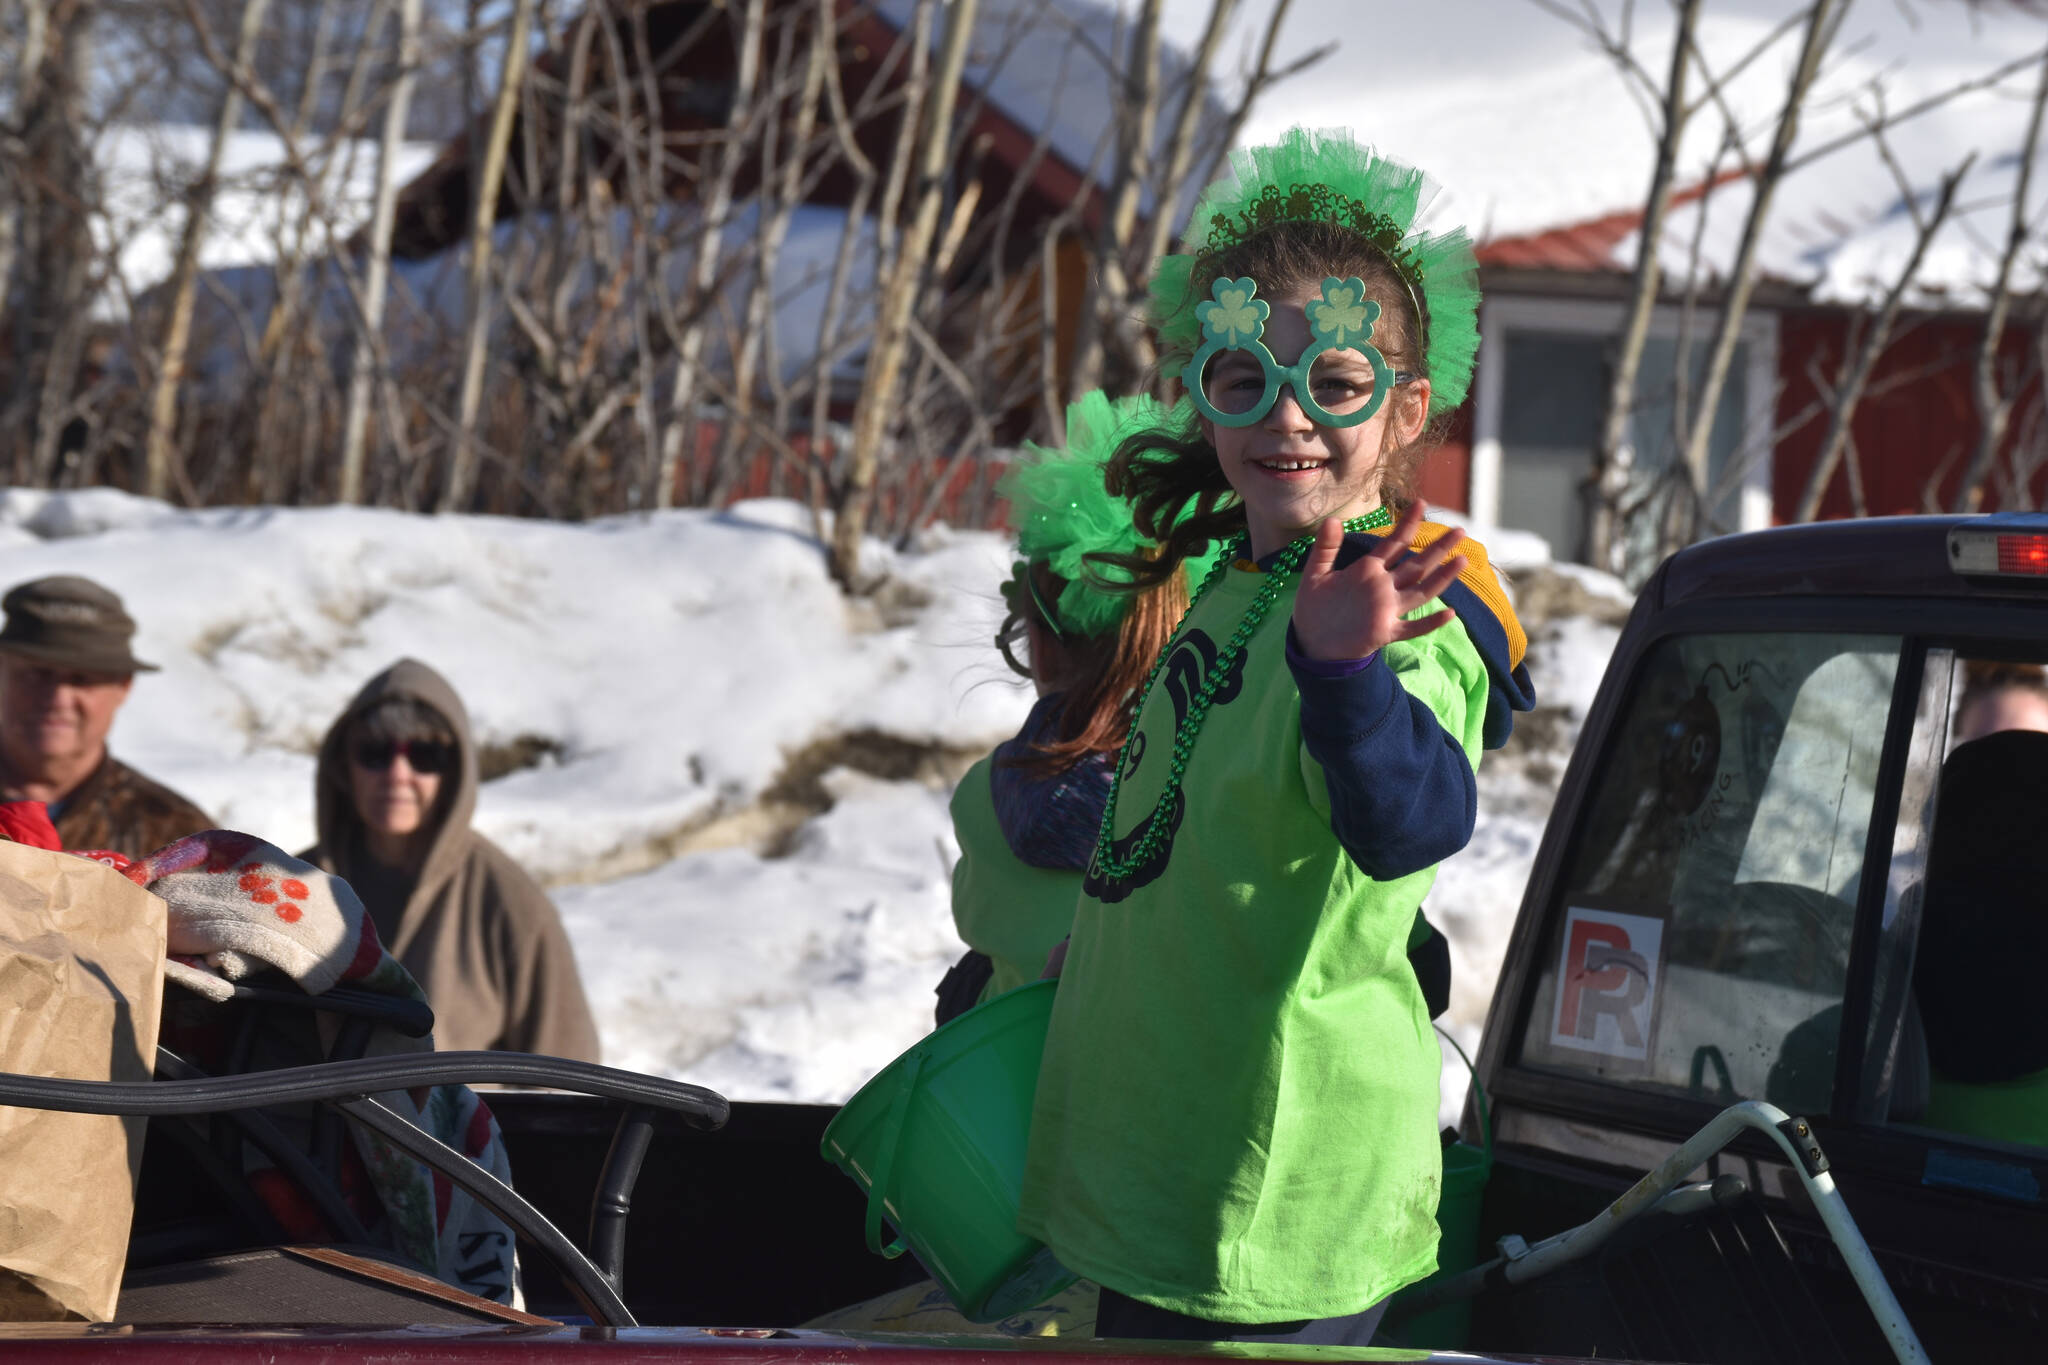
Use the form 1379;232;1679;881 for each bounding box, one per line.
1292;499;1468;662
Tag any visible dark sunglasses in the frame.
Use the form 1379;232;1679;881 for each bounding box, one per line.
351;738;458;775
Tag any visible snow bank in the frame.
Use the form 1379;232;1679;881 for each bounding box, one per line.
0;493;1619;1121
0;495;1024;877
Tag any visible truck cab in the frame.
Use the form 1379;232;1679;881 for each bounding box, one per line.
1463;515;2048;1362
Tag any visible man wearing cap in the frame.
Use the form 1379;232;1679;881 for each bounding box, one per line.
0;576;212;856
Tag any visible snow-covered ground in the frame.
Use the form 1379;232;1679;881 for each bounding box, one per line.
0;490;1623;1122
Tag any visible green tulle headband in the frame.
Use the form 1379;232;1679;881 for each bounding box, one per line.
1151;126;1481;416
998;391;1222;638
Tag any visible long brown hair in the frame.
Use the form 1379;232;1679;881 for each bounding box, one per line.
996;558;1190;777
1092;220;1440;595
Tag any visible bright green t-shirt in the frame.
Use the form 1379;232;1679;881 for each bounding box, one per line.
949;755;1084;1001
1925;1068;2048;1149
1017;561;1489;1322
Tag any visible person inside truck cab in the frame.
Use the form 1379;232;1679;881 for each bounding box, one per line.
1018;128;1534;1345
1951;660;2048;744
1911;659;2048;1149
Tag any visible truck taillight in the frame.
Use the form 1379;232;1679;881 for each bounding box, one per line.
1999;534;2048;574
1949;523;2048;578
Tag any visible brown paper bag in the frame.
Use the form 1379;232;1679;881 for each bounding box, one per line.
0;842;166;1322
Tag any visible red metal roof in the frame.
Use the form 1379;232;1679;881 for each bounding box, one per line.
1475;167;1750;273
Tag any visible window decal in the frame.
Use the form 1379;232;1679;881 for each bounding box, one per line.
1550;906;1667;1063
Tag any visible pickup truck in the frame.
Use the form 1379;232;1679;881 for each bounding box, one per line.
1;512;2043;1363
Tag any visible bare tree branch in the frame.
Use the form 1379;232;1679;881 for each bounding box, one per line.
829;0;980;589
443;0;535;511
1794;154;1968;520
145;0;275;501
1954;41;2048;511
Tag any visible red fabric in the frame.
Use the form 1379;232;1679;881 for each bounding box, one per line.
342;914;387;982
0;801;61;850
247;1167;337;1243
464;1099;496;1158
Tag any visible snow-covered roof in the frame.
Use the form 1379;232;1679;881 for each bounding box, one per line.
175;200;879;392
875;0;1230;222
1234;3;2048;310
93;125;442;316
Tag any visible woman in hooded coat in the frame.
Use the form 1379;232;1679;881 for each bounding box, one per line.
304;658;600;1062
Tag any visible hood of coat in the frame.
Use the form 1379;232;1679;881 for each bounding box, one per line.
314;657;481;904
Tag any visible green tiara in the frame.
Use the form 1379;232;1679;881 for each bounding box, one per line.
998;391;1222;638
1151;126;1481;416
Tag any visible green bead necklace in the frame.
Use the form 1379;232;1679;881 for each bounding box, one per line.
1090;505;1397;883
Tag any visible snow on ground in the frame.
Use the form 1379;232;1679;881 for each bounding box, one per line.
0;490;1622;1123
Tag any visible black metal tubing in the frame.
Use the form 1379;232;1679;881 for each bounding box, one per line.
168;974;438;1187
2;1051;724;1326
0;1052;729;1127
155;1048;374;1247
335;1092;635;1328
222;981;437;1038
589;1106;657;1292
313;1015;378;1182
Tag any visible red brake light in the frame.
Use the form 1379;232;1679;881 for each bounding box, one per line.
1998;535;2048;575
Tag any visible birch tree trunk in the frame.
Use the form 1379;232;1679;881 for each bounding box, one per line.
714;10;827;506
1067;0;1162;398
338;0;422;505
652;0;767;509
143;0;273;501
1674;0;1842;511
805;0;885;539
1136;0;1239;278
441;0;535;512
0;0;47;366
8;0;94;488
828;0;980;590
1584;0;1700;571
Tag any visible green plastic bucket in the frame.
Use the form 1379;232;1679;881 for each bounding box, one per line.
821;979;1077;1322
1391;1026;1493;1350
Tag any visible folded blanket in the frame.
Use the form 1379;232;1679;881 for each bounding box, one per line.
125;831;386;1003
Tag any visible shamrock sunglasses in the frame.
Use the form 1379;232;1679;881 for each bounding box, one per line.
1181;275;1416;428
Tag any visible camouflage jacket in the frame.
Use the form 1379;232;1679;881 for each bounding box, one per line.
50;755;213;859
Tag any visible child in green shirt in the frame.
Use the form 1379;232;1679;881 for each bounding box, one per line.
1017;126;1535;1345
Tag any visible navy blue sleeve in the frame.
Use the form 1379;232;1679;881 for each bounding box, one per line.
1286;622;1478;880
988;694;1113;872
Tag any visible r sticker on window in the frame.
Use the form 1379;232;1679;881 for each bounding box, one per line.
1550;906;1666;1063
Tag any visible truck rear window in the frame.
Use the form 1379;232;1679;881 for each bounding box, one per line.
1514;632;1902;1112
